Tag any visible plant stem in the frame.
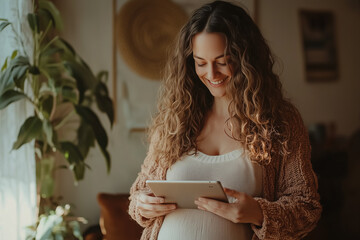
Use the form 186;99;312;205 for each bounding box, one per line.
40;70;57;121
41;36;59;54
44;63;63;68
42;133;48;154
54;110;76;131
39;21;52;44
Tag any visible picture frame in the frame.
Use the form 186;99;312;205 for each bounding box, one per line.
299;10;339;82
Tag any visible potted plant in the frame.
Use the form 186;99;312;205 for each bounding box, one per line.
0;0;113;238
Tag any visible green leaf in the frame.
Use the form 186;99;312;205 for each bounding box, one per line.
0;56;29;95
0;90;26;110
39;0;64;30
11;50;18;59
61;87;78;104
35;214;62;239
1;51;19;71
95;81;114;127
77;120;95;158
73;162;85;182
39;63;63;81
55;77;76;89
40;45;64;57
1;57;8;72
29;65;40;75
11;55;30;66
37;8;54;33
74;106;108;148
0;66;15;95
43;120;55;148
0;21;10;32
55;38;75;57
54;233;64;240
39;95;53;119
60;142;83;165
27;13;38;32
96;70;109;84
0;18;8;21
59;142;85;181
75;105;110;173
13;69;27;91
69;221;83;239
64;61;96;103
12;65;29;83
12;116;43;150
100;147;111;174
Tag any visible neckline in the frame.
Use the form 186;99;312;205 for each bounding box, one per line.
190;149;243;162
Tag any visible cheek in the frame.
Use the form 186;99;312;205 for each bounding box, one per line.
195;67;205;77
222;66;233;76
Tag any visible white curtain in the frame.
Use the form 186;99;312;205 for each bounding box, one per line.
0;0;37;240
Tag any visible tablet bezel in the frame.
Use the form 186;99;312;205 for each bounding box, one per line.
146;180;228;209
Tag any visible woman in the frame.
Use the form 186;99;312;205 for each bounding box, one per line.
128;1;322;239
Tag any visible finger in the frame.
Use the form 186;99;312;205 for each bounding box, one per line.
196;198;235;221
197;205;206;211
196;198;228;211
138;202;177;212
138;193;165;204
224;188;242;199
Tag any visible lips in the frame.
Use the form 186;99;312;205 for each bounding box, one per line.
206;77;228;87
209;79;225;85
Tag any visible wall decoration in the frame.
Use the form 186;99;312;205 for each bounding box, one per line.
112;0;188;130
299;10;338;82
115;0;188;81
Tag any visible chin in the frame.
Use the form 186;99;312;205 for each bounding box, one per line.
209;90;227;98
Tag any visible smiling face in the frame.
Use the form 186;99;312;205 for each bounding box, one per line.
192;32;232;99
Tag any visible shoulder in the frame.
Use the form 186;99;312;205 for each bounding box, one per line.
281;101;304;125
270;102;310;161
278;101;308;137
279;102;311;157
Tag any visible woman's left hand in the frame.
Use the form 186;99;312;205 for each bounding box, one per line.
194;188;264;226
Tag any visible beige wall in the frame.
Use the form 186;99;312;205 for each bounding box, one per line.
259;0;360;136
54;0;360;229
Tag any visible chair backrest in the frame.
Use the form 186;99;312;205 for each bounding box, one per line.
97;193;143;240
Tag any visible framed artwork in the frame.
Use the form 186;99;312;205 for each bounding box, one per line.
299;10;338;82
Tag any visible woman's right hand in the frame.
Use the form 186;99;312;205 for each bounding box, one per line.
137;191;177;219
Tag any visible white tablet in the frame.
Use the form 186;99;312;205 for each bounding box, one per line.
146;180;228;209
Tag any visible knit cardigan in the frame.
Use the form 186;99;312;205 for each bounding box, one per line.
128;106;322;240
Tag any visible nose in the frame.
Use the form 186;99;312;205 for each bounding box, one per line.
206;64;218;80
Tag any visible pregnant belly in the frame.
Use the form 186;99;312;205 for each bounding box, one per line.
157;209;253;240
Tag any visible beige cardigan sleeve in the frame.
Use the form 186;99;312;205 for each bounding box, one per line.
251;108;322;239
128;138;161;228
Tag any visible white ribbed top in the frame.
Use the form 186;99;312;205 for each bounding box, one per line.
190;149;243;163
158;148;263;240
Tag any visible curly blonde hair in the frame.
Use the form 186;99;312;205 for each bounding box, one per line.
147;1;290;168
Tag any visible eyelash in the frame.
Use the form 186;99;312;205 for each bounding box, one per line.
196;63;227;67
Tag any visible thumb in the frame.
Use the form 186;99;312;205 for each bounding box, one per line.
224;188;242;198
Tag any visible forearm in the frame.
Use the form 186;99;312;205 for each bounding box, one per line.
128;191;156;228
251;196;322;239
251;199;264;227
